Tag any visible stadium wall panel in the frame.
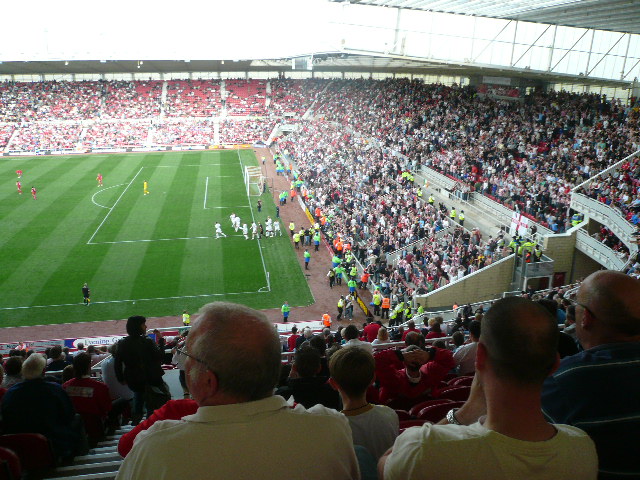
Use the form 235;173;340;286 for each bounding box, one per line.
417;255;515;309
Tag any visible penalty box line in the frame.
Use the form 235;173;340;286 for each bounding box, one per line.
90;233;250;245
87;167;143;245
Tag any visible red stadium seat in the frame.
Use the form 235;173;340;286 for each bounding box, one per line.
0;434;55;473
0;447;21;480
394;410;412;421
448;375;474;387
436;385;471;402
409;399;453;418
417;401;465;423
385;392;433;411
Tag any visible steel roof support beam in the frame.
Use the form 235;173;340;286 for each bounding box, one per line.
473;19;512;63
551;28;588;72
587;32;625;76
512;23;552;67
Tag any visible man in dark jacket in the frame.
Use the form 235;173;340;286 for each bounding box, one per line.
114;316;167;425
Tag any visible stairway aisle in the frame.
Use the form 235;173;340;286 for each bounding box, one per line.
43;425;132;480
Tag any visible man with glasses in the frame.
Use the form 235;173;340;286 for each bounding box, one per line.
378;297;597;480
542;270;640;479
116;302;359;480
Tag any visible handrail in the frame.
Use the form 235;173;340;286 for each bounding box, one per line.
575;229;628;271
572;148;640;192
571;192;637;250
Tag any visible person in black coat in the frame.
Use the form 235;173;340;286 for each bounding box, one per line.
114;316;167;424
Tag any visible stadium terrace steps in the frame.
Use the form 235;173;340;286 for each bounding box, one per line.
42;425;132;480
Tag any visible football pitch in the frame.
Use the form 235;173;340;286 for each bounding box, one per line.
0;149;313;328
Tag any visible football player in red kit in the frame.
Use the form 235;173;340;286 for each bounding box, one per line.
16;181;22;194
97;173;103;187
16;169;22;178
31;186;37;200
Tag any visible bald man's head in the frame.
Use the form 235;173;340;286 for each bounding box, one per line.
578;271;640;341
481;297;558;385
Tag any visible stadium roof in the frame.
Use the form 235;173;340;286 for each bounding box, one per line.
336;0;640;35
0;57;629;87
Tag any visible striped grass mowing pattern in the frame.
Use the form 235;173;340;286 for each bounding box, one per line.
0;150;312;327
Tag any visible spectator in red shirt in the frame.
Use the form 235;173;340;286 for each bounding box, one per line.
364;319;382;343
63;352;128;434
287;326;300;352
425;318;446;339
401;320;420;341
118;398;198;457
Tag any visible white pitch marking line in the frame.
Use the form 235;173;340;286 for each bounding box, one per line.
91;183;126;209
86;167;144;245
237;147;270;292
205;205;251;210
91;233;251;245
0;288;268;312
204;176;209;209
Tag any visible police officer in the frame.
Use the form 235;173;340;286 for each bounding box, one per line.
458;210;465;227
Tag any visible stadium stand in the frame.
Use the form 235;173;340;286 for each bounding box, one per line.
0;124;15;149
153;120;215;145
219;118;275;144
269;78;328;116
0;81;101;122
7;123;82;151
102;80;162;119
83;122;150;148
225;79;267;116
164;80;222;118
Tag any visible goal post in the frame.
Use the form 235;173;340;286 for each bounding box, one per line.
243;166;264;196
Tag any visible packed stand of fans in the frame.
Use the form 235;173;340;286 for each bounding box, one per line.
578;151;640;225
225;79;267;116
314;79;639;232
277;120;499;297
153;120;215;145
83;122;150;148
164;80;222;118
219;119;275;144
102;80;162;119
0;124;15;149
269;78;328;116
8;123;82;151
0;81;102;122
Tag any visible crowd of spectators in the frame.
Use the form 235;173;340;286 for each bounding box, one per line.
578;152;640;224
0;123;15;148
0;81;102;122
164;80;221;117
153;120;215;145
83;122;150;148
102;80;162;119
219;119;275;144
0;271;637;478
225;79;267;116
8;123;82;151
312;79;638;231
277;120;501;298
269;78;328;116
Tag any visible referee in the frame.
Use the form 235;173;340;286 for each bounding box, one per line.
82;283;91;306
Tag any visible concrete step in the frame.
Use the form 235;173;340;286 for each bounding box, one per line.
44;471;118;480
71;452;122;464
45;460;122;477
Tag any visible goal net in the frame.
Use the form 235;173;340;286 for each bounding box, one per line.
244;166;264;196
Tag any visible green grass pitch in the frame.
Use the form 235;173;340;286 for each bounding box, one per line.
0;149;313;328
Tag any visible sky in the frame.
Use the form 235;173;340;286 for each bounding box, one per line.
0;0;340;61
